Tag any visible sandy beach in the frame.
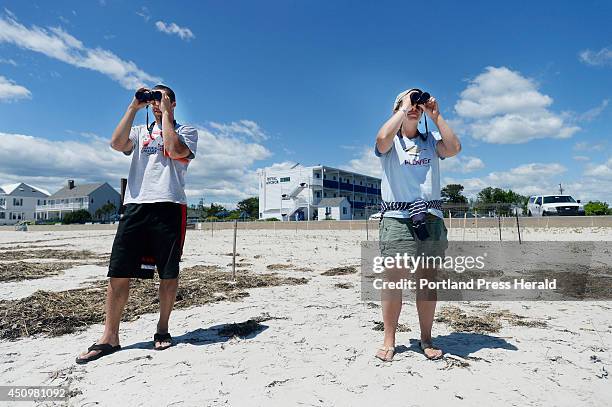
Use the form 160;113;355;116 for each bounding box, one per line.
0;226;611;406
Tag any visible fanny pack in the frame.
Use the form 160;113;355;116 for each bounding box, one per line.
380;199;443;240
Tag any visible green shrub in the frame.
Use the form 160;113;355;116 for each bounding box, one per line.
584;201;611;216
62;210;92;224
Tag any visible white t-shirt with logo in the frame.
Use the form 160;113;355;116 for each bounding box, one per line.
375;131;443;218
123;122;198;205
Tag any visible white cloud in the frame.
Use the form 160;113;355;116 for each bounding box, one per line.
584;157;612;178
0;58;17;66
573;155;590;162
579;47;612;66
444;162;567;198
208;120;269;142
135;6;150;22
341;146;381;177
578;99;609;121
441;155;484;174
0;123;272;204
564;179;612;204
155;21;195;41
4;8;16;20
454;66;580;143
0;76;31;101
260;162;300;172
183;126;271;202
574;140;607;151
0;14;161;89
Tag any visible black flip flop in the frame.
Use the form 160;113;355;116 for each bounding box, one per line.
153;332;173;350
75;343;121;364
419;340;443;360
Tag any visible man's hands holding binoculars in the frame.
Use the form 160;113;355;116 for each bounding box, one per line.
129;87;173;115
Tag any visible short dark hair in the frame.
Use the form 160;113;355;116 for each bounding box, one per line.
153;84;176;103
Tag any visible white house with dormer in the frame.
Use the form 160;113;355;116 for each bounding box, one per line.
0;182;50;225
35;180;120;221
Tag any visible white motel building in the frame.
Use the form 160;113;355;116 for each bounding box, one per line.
258;164;382;221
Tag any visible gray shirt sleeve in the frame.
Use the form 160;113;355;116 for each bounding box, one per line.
178;126;198;160
430;131;445;160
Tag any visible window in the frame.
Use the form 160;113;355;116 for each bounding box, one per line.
528;197;535;203
280;177;290;182
543;196;575;204
315;173;321;178
315;191;321;198
342;207;347;215
333;176;336;180
0;212;4;219
324;193;327;197
0;198;5;206
535;197;542;205
13;198;23;206
325;207;331;215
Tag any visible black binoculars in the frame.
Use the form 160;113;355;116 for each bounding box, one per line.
135;89;163;103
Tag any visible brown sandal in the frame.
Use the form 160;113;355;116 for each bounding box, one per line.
375;345;395;362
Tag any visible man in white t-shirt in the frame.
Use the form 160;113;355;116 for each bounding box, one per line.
77;84;198;363
374;88;461;362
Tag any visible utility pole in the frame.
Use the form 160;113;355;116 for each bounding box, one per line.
559;183;564;195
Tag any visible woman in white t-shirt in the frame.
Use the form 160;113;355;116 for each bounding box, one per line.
374;88;461;362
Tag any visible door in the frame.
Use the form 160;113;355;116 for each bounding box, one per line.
535;196;543;216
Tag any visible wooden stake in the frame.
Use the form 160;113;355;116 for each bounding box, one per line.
232;220;238;281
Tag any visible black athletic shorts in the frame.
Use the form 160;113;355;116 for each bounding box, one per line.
108;202;187;279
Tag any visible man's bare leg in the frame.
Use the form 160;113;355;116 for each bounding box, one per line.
155;278;178;349
78;277;130;359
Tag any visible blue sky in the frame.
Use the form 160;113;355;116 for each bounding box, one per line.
1;0;611;205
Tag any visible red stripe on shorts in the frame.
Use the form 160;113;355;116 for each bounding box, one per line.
179;204;187;257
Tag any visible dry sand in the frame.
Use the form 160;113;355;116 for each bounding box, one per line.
0;226;611;406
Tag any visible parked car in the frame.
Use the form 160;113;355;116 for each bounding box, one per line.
527;195;585;216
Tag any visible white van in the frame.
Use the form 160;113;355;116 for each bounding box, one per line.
527;195;585;216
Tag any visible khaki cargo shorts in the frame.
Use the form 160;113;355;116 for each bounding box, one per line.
379;214;448;258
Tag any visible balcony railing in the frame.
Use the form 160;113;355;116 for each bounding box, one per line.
36;202;90;211
310;178;324;187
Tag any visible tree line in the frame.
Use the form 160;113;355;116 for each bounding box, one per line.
441;184;611;216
